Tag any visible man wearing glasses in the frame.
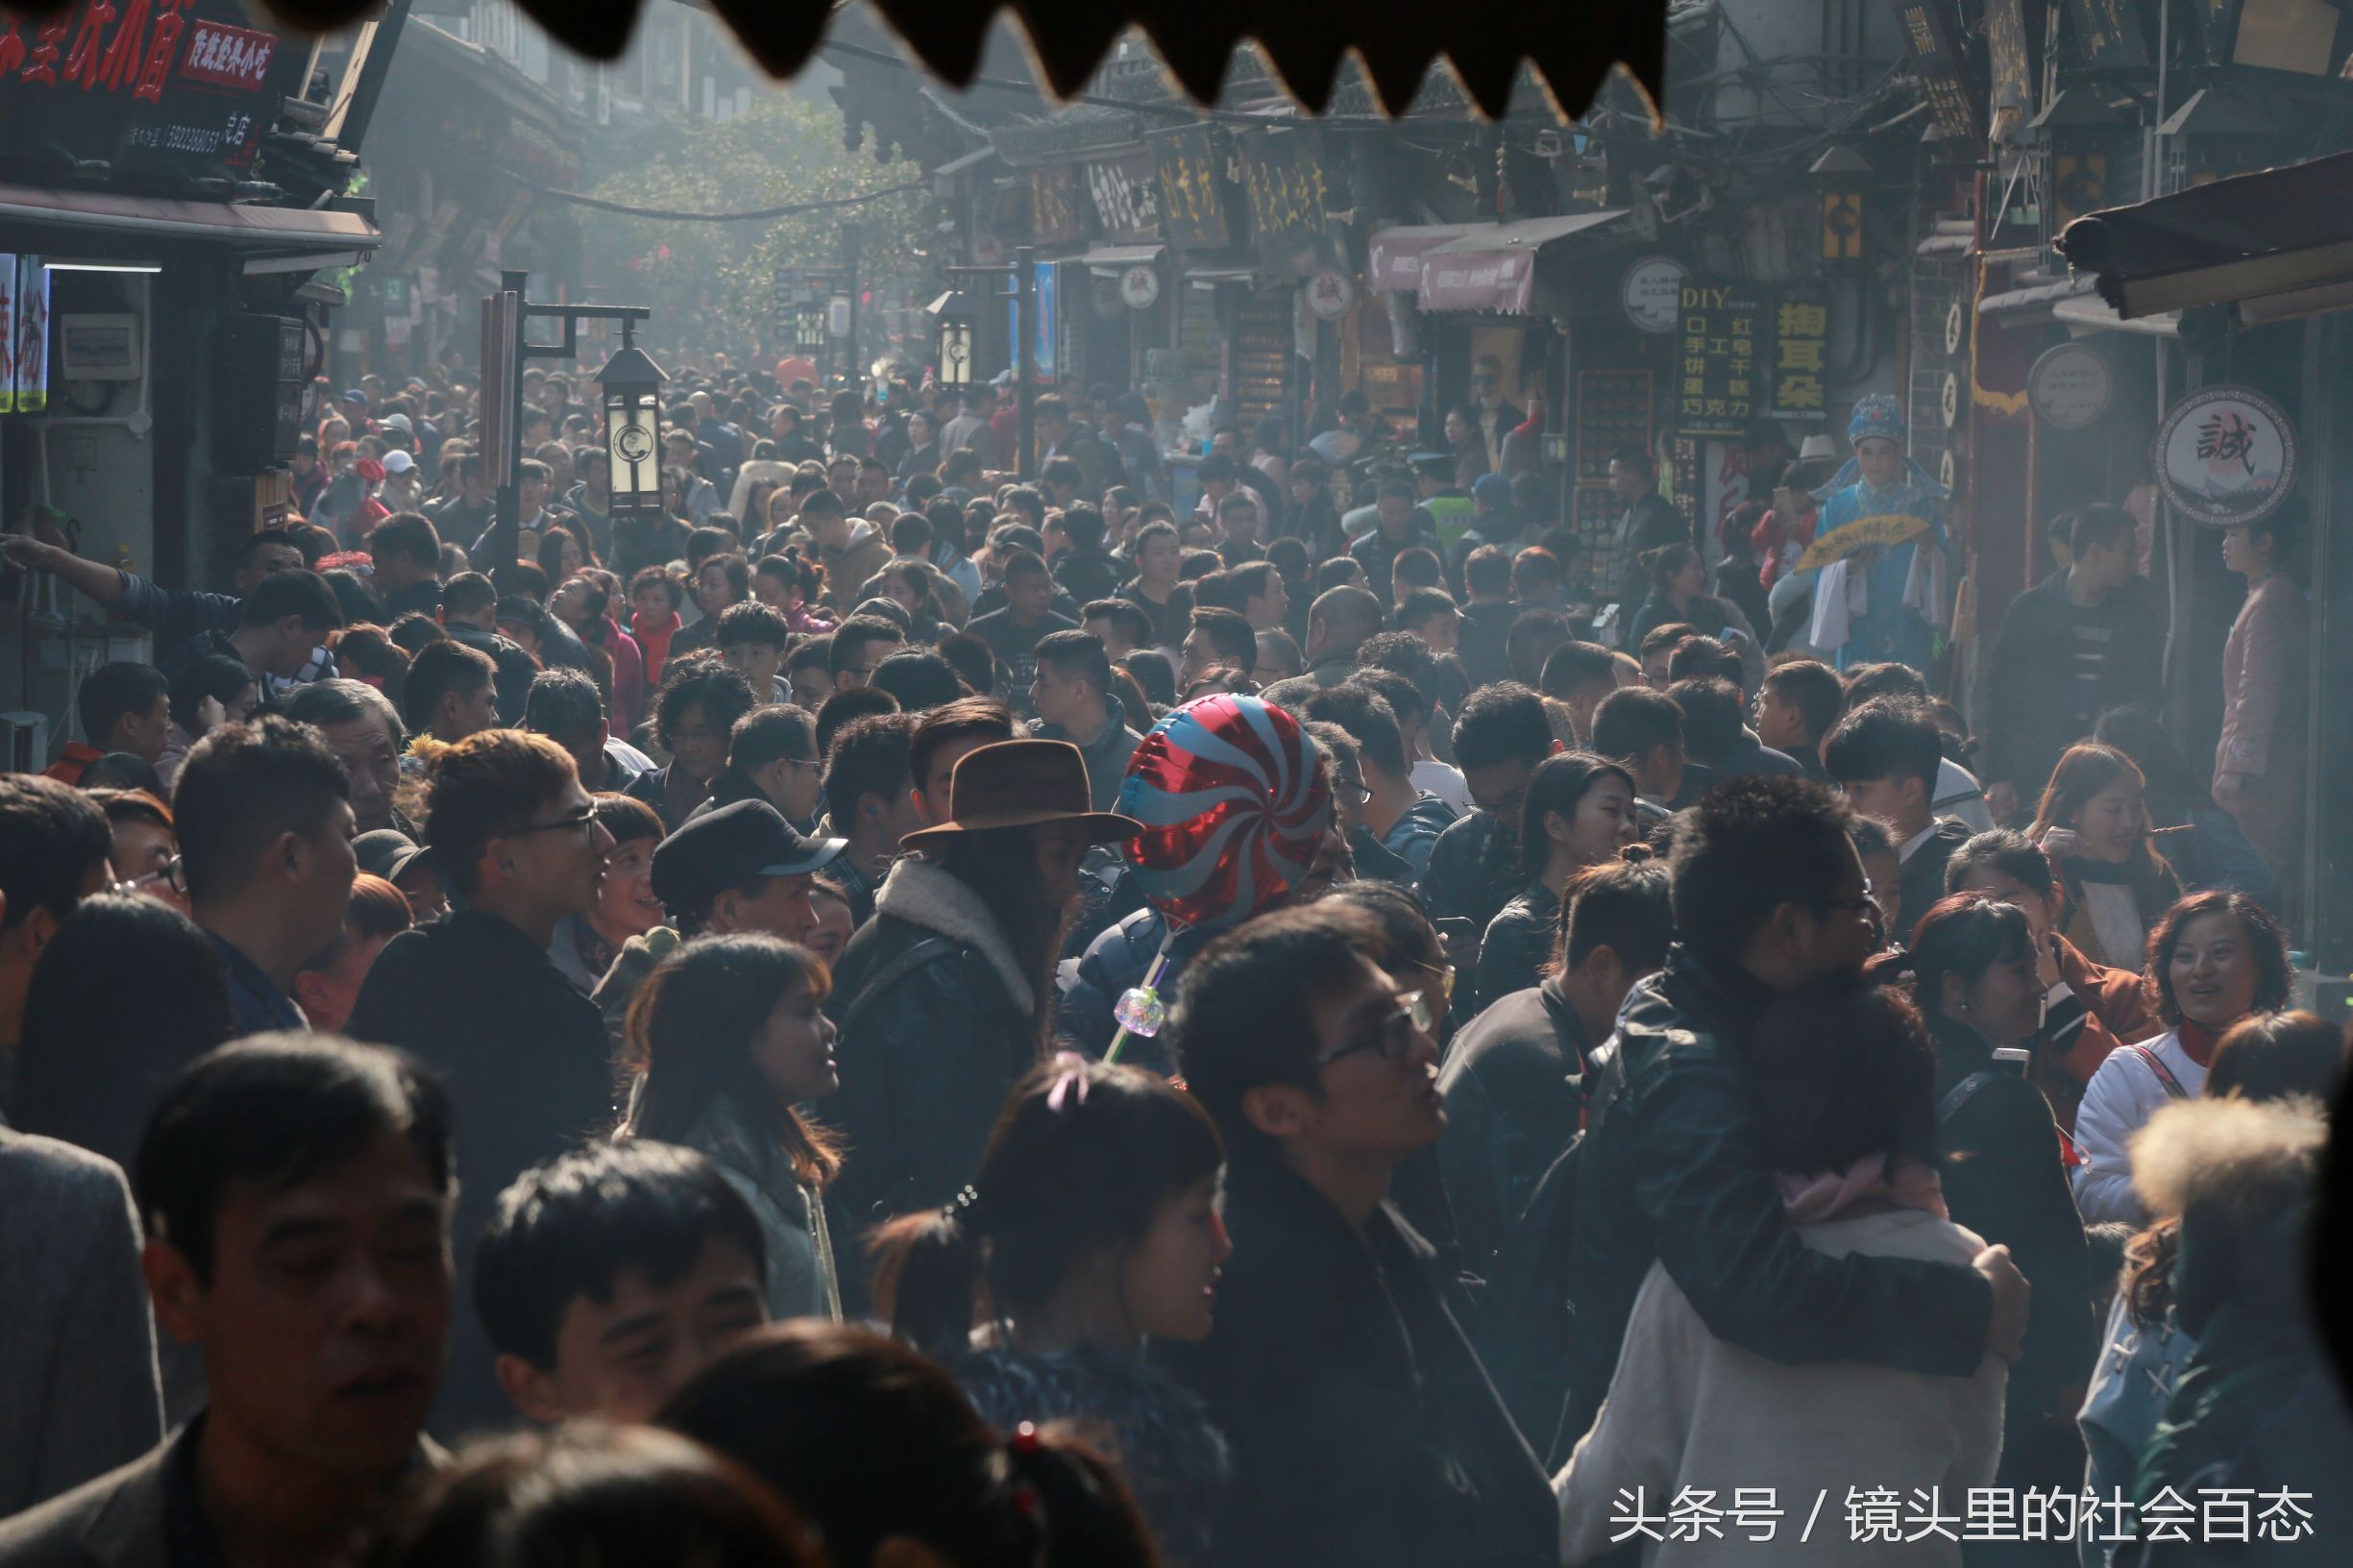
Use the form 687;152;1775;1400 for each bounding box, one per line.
1160;902;1557;1568
346;729;616;1437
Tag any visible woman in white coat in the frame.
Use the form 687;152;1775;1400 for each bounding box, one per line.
2069;890;2291;1227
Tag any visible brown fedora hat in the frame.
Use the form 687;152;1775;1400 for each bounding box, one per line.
900;739;1142;849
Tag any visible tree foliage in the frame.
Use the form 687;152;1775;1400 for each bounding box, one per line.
580;92;934;357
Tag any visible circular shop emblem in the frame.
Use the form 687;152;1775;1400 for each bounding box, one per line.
2027;342;2113;431
613;423;656;465
1306;269;1357;321
1118;264;1161;310
2152;384;2297;528
1621;255;1686;333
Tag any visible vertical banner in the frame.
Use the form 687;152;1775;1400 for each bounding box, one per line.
14;257;49;414
1769;283;1830;420
0;255;17;415
1032;261;1058;381
479;287;517;489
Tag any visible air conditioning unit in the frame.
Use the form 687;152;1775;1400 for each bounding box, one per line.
0;711;50;774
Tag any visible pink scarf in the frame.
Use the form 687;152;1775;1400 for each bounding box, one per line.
1777;1154;1949;1224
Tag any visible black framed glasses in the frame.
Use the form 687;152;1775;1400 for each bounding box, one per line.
498;807;600;842
1817;879;1879;917
1314;990;1437;1066
114;855;185;897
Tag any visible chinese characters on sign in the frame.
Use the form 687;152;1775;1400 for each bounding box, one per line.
1770;285;1829;420
1676;280;1768;438
2153;384;2298;527
1084;153;1161;243
1028;165;1085;247
1153;125;1232;251
1894;1;1987;142
1238;129;1332;276
0;1;305;187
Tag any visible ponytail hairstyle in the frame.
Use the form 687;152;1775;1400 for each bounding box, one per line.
870;1056;1222;1358
621;934;841;1188
661;1320;1162;1568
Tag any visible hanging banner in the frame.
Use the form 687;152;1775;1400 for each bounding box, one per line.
2152;384;2297;527
13;256;49;414
1153;125;1232;251
1675;278;1767;437
1890;0;1987;143
1028;164;1086;247
0;254;16;415
1237;127;1332;277
1085;152;1161;243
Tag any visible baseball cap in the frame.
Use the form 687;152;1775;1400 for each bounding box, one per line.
354;829;429;883
382;449;417;475
1471;473;1510;506
340;387;369;407
650;801;847;922
493;596;550;637
380;411;413;434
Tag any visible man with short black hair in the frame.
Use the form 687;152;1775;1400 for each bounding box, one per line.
525;667;654;792
44;662;171;785
1082;597;1154;660
1754;658;1843;779
366;511;446;620
829;614;906;694
0;1035;452;1566
1565;776;2026;1452
184;570;344;697
713;599;793;701
346;730;616;1433
0;777;113;1101
1667;674;1797;782
176;716;357;1037
908;698;1017;828
802;489;889;611
693;703;823;830
1591;686;1690;811
1;528;306;656
436;572;536;723
402;638;500;747
1181;605;1258;687
1457;543;1518;689
821;712;921;926
1029;631;1140;813
1824;698;1971;943
1047;502;1122;604
475;1142;770;1425
1537;640;1617;747
1309;683;1457;879
1423;682;1561;938
967;551;1077;716
1607;442;1688;609
1161;904;1556;1568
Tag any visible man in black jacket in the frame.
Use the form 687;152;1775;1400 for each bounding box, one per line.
1824;698;1973;945
1978;502;2165;823
1162;903;1556;1568
346;729;616;1438
1562;775;2030;1454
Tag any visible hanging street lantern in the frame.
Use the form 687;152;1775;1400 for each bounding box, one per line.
793;292;828;354
599;321;669;520
927;288;977;389
1810;144;1872;265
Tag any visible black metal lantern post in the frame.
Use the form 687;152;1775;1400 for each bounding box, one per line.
600;321;669;525
927;287;977;390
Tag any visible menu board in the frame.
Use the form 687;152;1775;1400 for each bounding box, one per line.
1675;280;1767;438
1575;370;1654;483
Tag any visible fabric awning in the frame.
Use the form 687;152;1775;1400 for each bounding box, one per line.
0;183;380;253
2056;150;2353;318
1079;244;1165;274
5;0;1666;119
1415;209;1629;314
1367;226;1475;292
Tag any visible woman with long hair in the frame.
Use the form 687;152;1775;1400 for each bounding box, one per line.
870;1057;1229;1564
2091;703;2281;906
620;933;845;1321
826;740;1141;1244
1471;753;1638;1016
2027;743;2183;969
1625;541;1758;659
1556;982;2004;1566
662;1321;1162;1568
2071;890;2292;1227
1893;894;2097;1496
1944;828;2159;1129
157;653;258;791
535;522;598;585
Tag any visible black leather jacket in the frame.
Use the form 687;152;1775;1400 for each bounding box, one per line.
1561;947;1995;1452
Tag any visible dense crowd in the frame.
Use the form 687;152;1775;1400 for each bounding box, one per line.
0;355;2344;1568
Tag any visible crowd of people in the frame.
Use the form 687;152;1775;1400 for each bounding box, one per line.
0;353;2345;1568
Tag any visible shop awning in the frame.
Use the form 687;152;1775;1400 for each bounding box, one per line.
0;183;380;254
1080;244;1165;275
2056;150;2353;318
1367;226;1475;292
1415;209;1629;314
